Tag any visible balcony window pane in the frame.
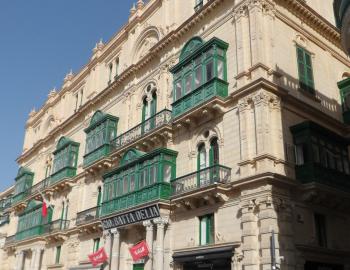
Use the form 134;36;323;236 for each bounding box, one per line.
217;59;224;80
163;164;171;183
185;73;192;94
195;67;202;89
206;61;214;82
295;144;305;165
312;144;320;163
130;174;135;191
175;81;182;100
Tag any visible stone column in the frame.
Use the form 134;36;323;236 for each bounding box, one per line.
154;217;168;270
30;249;37;270
104;230;112;270
33;248;43;270
15;251;24;270
111;228;120;270
143;220;154;270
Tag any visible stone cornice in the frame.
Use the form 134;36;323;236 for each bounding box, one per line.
275;0;340;45
17;0;226;163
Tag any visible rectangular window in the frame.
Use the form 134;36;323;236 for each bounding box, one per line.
184;73;192;94
175;80;182;101
295;144;306;165
205;60;214;82
55;246;61;264
314;213;327;247
296;46;315;94
199;214;214;245
217;59;224;80
130;174;135;191
93;238;100;252
163;164;171;183
194;66;202;89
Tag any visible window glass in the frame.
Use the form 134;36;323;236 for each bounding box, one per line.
163;164;171;183
312;144;320;163
206;61;214;82
195;67;202;89
185;73;192;94
175;81;182;100
295;144;305;165
217;59;224;80
130;174;135;191
314;213;327;248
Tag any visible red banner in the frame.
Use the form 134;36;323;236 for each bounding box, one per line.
88;247;108;267
129;241;149;261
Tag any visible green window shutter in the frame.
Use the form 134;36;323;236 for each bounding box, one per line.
208;214;214;244
55;246;61;264
97;187;102;207
296;46;315;94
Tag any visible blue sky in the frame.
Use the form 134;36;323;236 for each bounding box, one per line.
0;0;135;191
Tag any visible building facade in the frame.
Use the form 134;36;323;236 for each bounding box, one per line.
1;0;350;270
334;0;350;55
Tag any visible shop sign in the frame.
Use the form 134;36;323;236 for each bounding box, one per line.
129;240;149;261
88;247;108;267
101;204;160;230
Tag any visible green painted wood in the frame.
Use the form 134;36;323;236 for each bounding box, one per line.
170;37;228;118
296;46;315;94
290;121;350;190
133;264;144;270
337;77;350;124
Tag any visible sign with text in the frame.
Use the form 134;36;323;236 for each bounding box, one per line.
101;204;160;230
88;247;108;267
129;240;149;261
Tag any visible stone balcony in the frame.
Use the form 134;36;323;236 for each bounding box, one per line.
171;165;231;209
76;206;101;234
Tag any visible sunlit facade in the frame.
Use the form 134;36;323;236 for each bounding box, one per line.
1;0;350;270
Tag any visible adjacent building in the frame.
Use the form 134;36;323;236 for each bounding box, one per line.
1;0;350;270
334;0;350;55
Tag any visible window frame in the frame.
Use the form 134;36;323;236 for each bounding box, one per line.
296;46;315;94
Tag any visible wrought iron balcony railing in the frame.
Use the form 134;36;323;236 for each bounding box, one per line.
194;1;203;12
43;219;70;234
171;165;231;196
76;206;100;226
110;109;172;152
0;197;12;211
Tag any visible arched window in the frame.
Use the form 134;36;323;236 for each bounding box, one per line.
197;143;207;170
210;138;219;166
141;84;157;133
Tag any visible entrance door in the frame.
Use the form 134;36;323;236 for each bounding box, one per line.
133;264;144;270
183;260;231;270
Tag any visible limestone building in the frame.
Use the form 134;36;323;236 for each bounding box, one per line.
1;0;350;270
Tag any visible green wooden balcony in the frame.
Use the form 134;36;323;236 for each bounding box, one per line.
110;109;172;152
172;78;228;118
295;163;350;190
100;182;171;217
171;165;231;196
15;219;70;242
83;144;111;167
76;206;100;225
50;167;77;185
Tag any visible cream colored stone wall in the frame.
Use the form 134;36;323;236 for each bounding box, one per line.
2;0;350;270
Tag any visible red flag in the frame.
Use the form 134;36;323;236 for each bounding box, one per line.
129;241;149;261
42;201;48;217
88;247;108;267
